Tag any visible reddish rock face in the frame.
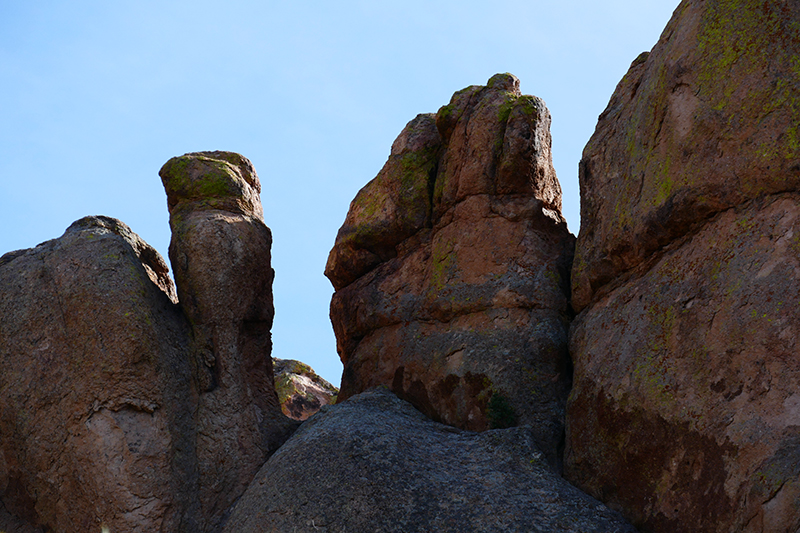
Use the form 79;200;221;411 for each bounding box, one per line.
326;74;575;466
566;1;800;531
571;0;800;312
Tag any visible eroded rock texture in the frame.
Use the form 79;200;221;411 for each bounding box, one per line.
0;152;293;532
566;1;800;531
571;0;800;312
273;358;339;421
325;74;575;466
221;388;637;533
0;217;197;532
160;151;296;524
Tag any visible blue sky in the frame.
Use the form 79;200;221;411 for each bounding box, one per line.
1;2;677;385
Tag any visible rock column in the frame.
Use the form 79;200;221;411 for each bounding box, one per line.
160;151;295;527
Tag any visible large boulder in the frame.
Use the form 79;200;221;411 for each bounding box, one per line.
325;74;575;467
565;1;800;531
571;0;800;312
0;216;198;532
221;387;637;533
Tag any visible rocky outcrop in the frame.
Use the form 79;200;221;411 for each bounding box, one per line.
160;151;296;524
571;0;800;312
325;74;575;467
221;387;637;533
565;1;800;531
273;358;338;420
0;216;197;532
0;152;294;532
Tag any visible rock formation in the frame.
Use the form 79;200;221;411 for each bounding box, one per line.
9;5;800;527
565;0;800;531
325;74;575;467
160;151;296;523
0;216;197;532
0;152;294;532
273;358;339;420
571;0;800;311
221;387;637;533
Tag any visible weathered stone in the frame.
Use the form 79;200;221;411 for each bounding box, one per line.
160;151;297;525
0;151;294;532
568;195;800;532
0;216;198;532
273;358;338;420
566;1;800;531
221;388;637;533
325;74;575;468
571;0;800;312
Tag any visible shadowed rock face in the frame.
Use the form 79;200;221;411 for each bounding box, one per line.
221;388;638;533
0;152;295;532
0;216;198;532
326;74;575;468
566;1;800;531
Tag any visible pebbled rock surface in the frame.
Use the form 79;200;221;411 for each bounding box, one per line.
160;151;297;526
571;0;800;312
325;74;575;467
0;216;198;532
566;1;800;531
273;358;339;420
221;388;637;533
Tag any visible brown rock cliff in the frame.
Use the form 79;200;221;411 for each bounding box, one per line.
565;1;800;531
326;74;575;467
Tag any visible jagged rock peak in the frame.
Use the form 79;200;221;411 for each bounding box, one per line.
326;73;564;292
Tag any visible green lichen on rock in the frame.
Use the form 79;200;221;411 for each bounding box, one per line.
430;236;456;292
695;0;800;153
159;151;261;218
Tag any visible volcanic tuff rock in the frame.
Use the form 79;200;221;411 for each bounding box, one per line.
0;216;197;532
0;152;294;532
565;1;800;531
571;0;800;312
325;74;575;468
160;151;296;523
221;387;637;533
273;358;339;420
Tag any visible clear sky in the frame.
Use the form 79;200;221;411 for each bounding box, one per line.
1;1;678;385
